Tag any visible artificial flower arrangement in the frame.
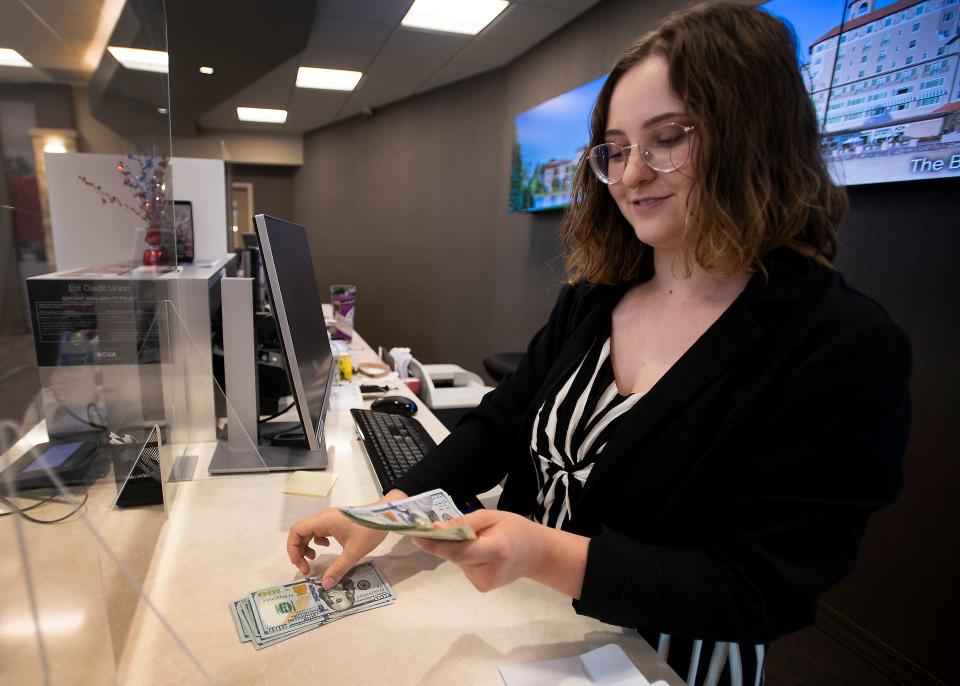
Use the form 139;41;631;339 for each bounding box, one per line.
79;148;172;265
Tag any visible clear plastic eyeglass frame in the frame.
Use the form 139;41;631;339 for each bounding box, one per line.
588;123;697;183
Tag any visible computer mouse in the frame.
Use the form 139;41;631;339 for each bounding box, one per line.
370;395;417;417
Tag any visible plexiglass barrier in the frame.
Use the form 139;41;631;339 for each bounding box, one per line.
0;291;278;684
0;0;362;680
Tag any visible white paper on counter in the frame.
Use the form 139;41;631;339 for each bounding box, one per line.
500;643;666;686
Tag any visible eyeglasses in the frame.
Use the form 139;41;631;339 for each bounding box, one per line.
588;123;696;184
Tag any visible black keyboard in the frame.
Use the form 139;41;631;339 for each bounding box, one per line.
350;409;483;512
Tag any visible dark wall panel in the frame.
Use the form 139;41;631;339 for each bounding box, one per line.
232;164;297;222
0;84;74;129
294;72;512;368
825;177;959;682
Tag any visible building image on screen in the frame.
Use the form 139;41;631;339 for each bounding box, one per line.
509;76;606;212
762;0;960;185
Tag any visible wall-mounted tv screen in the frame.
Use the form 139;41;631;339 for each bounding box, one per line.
509;76;605;212
762;0;960;185
509;0;959;212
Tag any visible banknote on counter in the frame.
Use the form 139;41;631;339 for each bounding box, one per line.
339;488;476;541
229;562;394;649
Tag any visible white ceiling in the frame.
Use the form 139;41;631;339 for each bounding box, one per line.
0;0;118;85
0;0;602;134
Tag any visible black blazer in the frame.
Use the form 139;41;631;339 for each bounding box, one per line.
395;248;911;644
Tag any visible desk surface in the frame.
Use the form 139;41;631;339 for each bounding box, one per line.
1;332;683;686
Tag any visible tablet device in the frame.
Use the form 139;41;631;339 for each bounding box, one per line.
0;441;102;496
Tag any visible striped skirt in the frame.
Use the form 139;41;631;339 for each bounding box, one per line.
638;631;766;686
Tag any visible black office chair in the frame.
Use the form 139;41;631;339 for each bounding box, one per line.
483;352;524;384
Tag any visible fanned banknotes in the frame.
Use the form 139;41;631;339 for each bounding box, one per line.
339;488;476;541
229;562;394;649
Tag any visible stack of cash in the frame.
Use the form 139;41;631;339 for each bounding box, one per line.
229;562;394;649
340;488;476;541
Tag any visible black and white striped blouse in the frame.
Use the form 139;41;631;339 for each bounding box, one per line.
529;334;767;686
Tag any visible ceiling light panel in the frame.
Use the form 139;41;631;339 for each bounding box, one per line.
296;67;363;91
236;107;288;123
0;48;32;68
401;0;509;36
199;66;214;75
107;46;168;73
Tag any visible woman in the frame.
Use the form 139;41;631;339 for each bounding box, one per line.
287;4;910;683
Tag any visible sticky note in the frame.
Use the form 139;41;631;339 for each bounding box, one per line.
282;470;339;498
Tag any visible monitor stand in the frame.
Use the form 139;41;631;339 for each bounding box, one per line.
208;277;327;474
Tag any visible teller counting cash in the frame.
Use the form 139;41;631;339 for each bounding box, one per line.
0;212;682;685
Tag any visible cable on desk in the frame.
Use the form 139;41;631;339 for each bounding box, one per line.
0;492;59;517
48;387;107;431
0;491;89;524
258;400;295;424
87;403;107;428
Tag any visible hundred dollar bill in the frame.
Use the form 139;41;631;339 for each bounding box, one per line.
248;579;332;640
307;561;395;617
230;596;314;650
236;562;396;648
231;596;313;650
230;599;252;642
340;489;476;541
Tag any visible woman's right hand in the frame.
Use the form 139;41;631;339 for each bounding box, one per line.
286;489;407;589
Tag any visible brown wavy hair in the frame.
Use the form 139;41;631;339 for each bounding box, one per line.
560;2;846;284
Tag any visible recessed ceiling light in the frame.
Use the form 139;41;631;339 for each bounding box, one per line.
401;0;509;35
296;67;363;91
0;48;32;68
107;46;168;73
44;141;67;154
237;107;288;124
199;66;214;75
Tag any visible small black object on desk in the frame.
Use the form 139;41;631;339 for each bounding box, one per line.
370;396;417;418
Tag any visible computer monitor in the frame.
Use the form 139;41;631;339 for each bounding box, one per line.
253;214;335;454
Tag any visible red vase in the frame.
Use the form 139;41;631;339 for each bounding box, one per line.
142;247;165;265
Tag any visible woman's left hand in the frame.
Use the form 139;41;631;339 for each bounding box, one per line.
412;510;547;593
